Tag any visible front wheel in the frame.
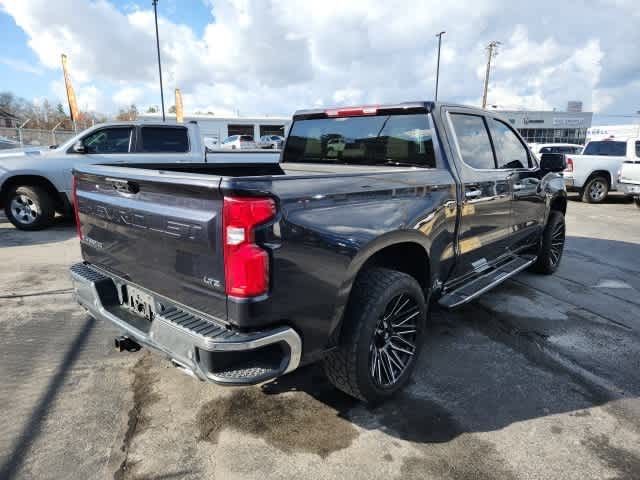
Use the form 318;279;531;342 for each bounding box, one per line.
323;268;427;403
634;197;640;209
530;211;565;274
4;185;55;230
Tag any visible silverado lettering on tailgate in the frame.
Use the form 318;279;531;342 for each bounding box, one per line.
78;200;204;241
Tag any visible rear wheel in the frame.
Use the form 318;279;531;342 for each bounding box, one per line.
530;211;565;274
581;176;609;203
323;268;426;403
4;185;55;230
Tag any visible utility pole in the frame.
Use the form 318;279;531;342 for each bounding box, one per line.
434;31;446;102
481;41;501;109
152;0;166;121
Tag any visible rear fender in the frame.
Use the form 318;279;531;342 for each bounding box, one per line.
327;230;432;343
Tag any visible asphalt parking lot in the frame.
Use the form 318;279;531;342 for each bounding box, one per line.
1;195;640;480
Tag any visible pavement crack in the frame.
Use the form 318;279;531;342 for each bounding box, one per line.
0;288;73;299
114;353;159;480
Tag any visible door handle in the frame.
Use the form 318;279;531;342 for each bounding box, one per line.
465;189;482;199
513;183;525;191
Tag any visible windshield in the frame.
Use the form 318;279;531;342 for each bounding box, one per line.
283;113;437;167
583;141;627;156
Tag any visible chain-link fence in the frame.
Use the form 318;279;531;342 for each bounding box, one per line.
0;127;76;149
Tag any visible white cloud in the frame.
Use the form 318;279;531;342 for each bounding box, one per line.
0;57;43;75
1;0;639;118
113;86;145;107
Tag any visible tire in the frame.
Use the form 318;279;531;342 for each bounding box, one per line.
323;267;427;403
581;176;609;203
4;185;56;231
634;197;640;209
530;210;565;274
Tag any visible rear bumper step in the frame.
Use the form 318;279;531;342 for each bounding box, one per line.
69;263;301;385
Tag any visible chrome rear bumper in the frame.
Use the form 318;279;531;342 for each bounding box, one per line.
70;263;302;385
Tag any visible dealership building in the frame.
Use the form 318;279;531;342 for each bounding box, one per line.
492;109;593;145
140;113;291;145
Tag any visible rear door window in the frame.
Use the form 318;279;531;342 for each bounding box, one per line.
583;141;627;156
449;114;495;169
140;127;189;153
488;118;530;168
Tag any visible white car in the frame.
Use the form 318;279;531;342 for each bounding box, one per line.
618;156;640;208
563;137;640;203
531;143;583;158
203;136;220;151
220;135;256;150
257;135;284;149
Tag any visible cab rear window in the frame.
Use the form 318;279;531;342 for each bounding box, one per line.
283;114;436;167
583;141;626;156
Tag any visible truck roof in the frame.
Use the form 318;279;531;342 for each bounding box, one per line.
292;101;436;119
88;120;198;127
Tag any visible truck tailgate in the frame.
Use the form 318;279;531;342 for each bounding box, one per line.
74;165;227;320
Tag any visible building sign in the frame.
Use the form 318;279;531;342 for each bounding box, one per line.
553;117;584;126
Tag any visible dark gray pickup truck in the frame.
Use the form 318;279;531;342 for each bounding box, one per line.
70;102;567;403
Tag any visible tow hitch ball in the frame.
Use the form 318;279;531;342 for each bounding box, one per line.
114;335;141;352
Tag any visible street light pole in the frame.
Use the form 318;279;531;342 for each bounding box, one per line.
482;40;501;109
152;0;166;121
435;31;446;102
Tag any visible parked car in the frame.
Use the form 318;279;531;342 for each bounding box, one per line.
0;136;20;150
563;137;640;203
531;143;583;158
257;135;284;149
70;101;567;403
618;158;640;208
220;135;257;150
0;121;278;230
203;136;220;151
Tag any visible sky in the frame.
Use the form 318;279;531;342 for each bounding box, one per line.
0;0;639;124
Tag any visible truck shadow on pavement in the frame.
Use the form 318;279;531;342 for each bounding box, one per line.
0;216;76;247
567;192;634;204
258;316;599;447
0;316;96;480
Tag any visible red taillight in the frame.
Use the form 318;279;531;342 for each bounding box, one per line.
223;196;276;297
71;175;83;240
325;105;379;117
565;157;574;172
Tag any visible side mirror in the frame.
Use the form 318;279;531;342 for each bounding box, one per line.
72;141;86;154
540;153;566;172
49;144;58;149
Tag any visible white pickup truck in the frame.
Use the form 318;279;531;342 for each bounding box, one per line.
619;158;640;208
563;138;640;203
0;121;279;230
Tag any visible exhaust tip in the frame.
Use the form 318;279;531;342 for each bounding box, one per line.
114;335;141;352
